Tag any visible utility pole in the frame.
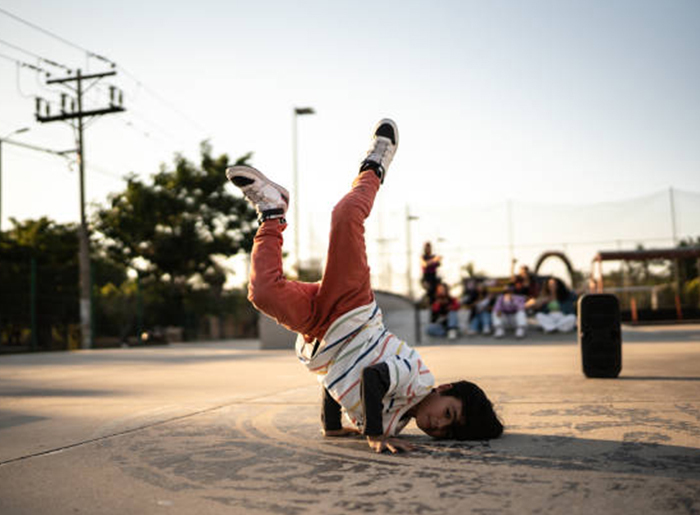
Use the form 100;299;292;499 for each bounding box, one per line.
669;186;683;315
35;69;125;349
292;107;315;276
506;199;515;266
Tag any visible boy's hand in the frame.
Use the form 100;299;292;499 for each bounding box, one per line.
366;435;415;454
323;427;360;437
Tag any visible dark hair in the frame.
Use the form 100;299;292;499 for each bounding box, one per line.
548;276;569;302
441;381;503;440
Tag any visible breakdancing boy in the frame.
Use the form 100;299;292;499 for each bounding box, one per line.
226;119;503;453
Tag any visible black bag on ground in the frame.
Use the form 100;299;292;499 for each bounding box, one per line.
578;294;622;378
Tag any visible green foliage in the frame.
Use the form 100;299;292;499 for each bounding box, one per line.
685;277;700;308
0;219;79;338
93;143;257;288
88;144;259;340
0;218;128;349
1;144;269;348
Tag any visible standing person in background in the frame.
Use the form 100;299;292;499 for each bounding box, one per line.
427;282;461;340
512;262;539;299
421;242;442;305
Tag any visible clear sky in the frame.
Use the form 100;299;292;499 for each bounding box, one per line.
1;0;699;291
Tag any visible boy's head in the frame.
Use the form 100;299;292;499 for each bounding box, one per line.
414;381;503;440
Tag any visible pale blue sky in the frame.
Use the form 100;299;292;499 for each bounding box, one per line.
1;0;699;288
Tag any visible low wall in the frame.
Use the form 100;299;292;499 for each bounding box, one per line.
258;290;420;350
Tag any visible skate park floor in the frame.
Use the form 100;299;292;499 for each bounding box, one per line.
1;324;699;514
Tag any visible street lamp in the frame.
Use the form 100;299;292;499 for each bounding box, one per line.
292;106;315;276
0;127;30;232
405;205;419;300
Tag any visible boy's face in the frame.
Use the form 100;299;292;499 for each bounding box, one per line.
414;385;464;439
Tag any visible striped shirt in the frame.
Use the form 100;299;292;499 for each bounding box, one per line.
296;300;435;436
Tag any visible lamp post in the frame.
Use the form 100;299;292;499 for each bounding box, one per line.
0;127;30;232
292;106;315;276
405;205;419;300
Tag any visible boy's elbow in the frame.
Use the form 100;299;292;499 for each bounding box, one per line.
248;282;274;313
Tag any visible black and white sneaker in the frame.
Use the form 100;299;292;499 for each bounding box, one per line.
359;118;398;184
225;165;289;222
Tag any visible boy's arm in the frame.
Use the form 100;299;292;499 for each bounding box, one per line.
322;388;358;436
322;387;342;431
361;362;390;436
361;363;415;453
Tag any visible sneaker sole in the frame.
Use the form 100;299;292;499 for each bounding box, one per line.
226;165;290;207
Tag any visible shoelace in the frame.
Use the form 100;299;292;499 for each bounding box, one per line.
368;137;391;162
243;185;273;208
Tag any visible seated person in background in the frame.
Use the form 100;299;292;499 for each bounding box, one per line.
460;278;478;330
421;241;442;305
492;283;527;339
427;282;461;340
466;281;494;336
526;277;577;333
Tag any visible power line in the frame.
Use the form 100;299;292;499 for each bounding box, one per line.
0;6;115;67
0;52;50;98
1;141;123;181
0;51;48;74
0;137;74;157
0;37;72;73
88;82;192;145
0;7;206;136
117;65;209;135
0;7;207;136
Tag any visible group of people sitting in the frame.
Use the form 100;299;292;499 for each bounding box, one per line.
422;243;578;340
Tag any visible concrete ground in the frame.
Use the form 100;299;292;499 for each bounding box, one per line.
1;324;699;514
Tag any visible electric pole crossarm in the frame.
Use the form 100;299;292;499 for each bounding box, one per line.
36;106;125;123
46;70;116;84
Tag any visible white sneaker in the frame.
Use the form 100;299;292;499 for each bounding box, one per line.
360;119;398;184
482;326;492;336
447;328;458;340
515;327;526;339
494;327;505;339
226;165;289;222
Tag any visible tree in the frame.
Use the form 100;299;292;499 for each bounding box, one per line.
94;142;257;288
0;217;128;349
93;143;258;336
